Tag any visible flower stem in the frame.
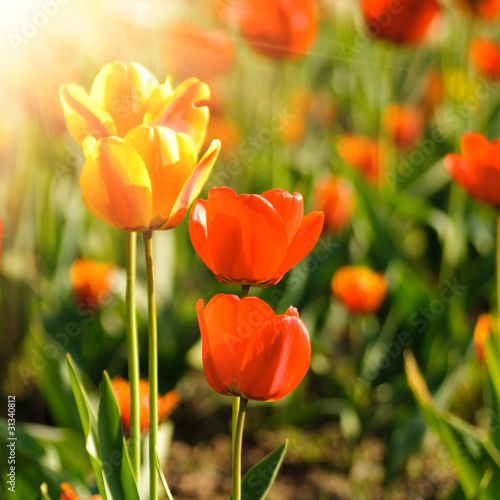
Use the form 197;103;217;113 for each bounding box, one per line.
143;231;158;500
232;397;248;500
240;285;250;299
126;232;141;482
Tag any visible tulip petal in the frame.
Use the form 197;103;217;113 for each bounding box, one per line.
461;132;492;165
189;199;215;271
60;84;116;144
144;78;210;152
80;137;152;231
261;189;304;242
90;62;161;137
205;188;289;285
239;315;311;401
274;210;324;281
164;140;221;230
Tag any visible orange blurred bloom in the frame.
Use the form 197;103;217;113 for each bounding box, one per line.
197;294;311;401
60;483;100;500
236;0;318;59
331;266;387;315
383;104;424;150
60;61;210;151
444;132;500;207
313;176;354;234
361;0;440;45
80;126;220;232
160;23;236;82
337;135;384;184
111;377;179;434
474;314;492;365
471;38;500;80
189;187;324;287
204;115;242;155
70;259;116;310
422;70;444;118
454;0;500;19
280;87;311;144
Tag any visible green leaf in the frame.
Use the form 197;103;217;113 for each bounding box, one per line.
228;441;288;500
155;446;175;500
67;354;108;500
97;372;141;500
39;483;52;500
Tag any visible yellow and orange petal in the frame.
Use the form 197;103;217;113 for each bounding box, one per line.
111;377;179;434
474;314;492;365
197;294;311;401
60;483;101;500
383;104;424;150
331;266;387;315
189;187;324;287
70;259;116;310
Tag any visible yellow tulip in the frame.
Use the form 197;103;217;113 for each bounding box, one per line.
60;61;210;151
81;125;220;232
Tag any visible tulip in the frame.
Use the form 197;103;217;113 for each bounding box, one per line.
111;377;179;434
471;38;500;81
159;23;236;82
197;294;311;401
60;483;101;500
60;61;210;151
313;176;354;234
454;0;500;19
70;259;116;310
235;0;317;59
444;132;500;207
383;104;424;150
474;314;493;365
337;135;385;184
80;125;220;232
331;266;387;315
361;0;440;45
189;187;324;287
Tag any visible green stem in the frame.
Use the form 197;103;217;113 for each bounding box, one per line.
496;215;500;342
126;232;141;482
232;397;248;500
143;231;158;500
240;285;250;299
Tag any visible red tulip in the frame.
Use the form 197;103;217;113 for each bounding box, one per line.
313;176;355;234
159;23;236;82
189;187;324;287
197;294;311;401
454;0;500;19
235;0;317;59
111;377;179;434
361;0;440;45
471;38;500;80
331;266;387;315
383;104;424;150
444;132;500;207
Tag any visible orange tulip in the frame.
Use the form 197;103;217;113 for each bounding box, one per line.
454;0;500;19
80;126;220;232
337;135;384;184
471;38;500;80
235;0;317;59
60;61;210;151
474;314;493;365
197;294;311;401
189;187;324;287
444;132;500;207
422;70;444;118
159;23;236;82
70;259;116;310
383;104;424;150
60;483;100;500
111;377;179;434
361;0;440;45
331;266;387;315
313;176;354;234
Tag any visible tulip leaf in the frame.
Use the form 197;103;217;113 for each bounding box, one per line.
405;351;500;499
39;483;52;500
67;354;109;500
97;371;141;500
228;440;288;500
155;446;175;500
